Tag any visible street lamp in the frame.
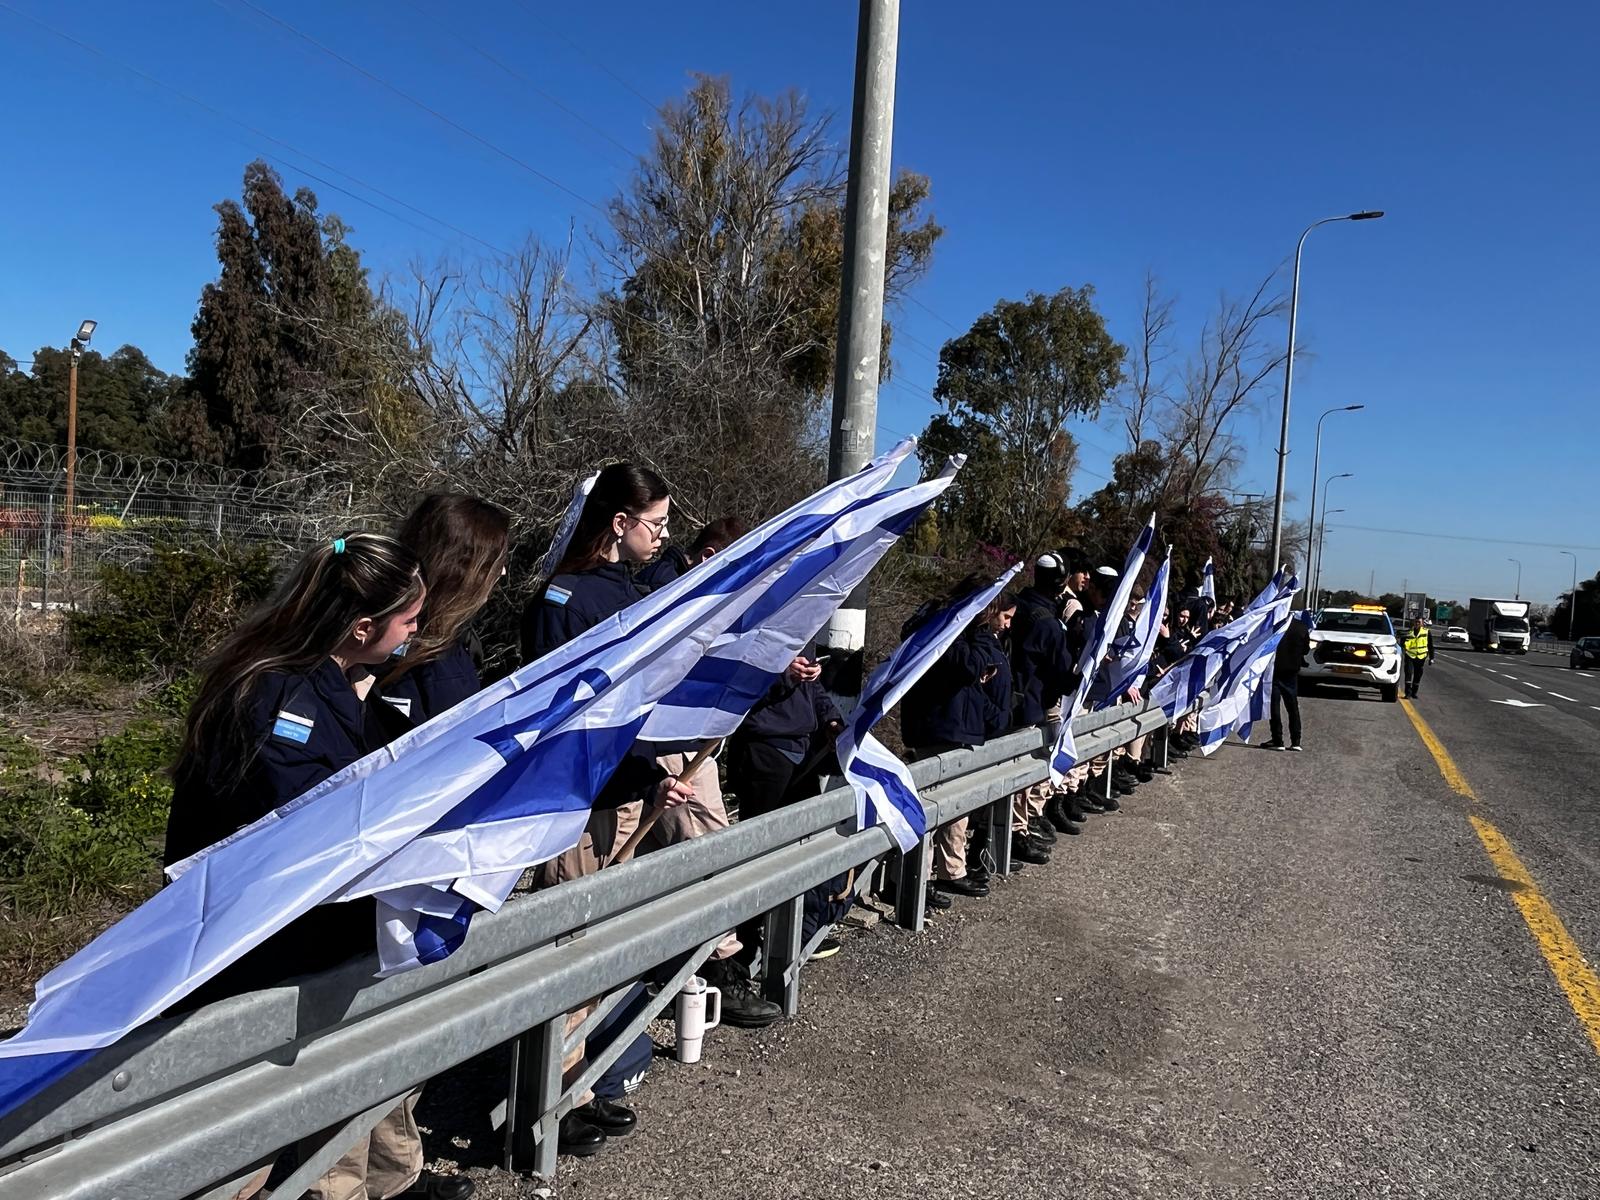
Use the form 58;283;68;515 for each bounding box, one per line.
1310;471;1354;602
1267;211;1385;579
1508;557;1522;600
1314;508;1346;602
1560;550;1578;639
1305;403;1364;593
62;317;97;577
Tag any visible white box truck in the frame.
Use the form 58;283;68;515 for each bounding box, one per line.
1467;597;1531;653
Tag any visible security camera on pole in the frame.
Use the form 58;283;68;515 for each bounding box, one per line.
62;318;97;579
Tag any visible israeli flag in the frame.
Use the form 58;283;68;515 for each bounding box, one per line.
638;457;966;745
1148;599;1283;720
837;564;1023;852
0;446;913;1113
350;456;959;971
1049;515;1156;782
1246;566;1287;613
1200;556;1216;604
1092;546;1171;709
1193;584;1297;754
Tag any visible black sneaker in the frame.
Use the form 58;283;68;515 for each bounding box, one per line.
1288;744;1303;752
1262;740;1286;751
1111;769;1138;795
810;936;843;959
1029;815;1057;845
702;958;783;1028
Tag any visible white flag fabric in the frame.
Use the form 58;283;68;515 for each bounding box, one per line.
1200;556;1216;604
532;470;599;583
836;564;1023;853
1193;582;1297;754
1148;600;1281;720
638;455;963;746
0;447;913;1114
1092;546;1171;710
1049;516;1156;783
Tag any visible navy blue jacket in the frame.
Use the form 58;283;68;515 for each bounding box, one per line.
636;546;691;591
380;636;483;725
737;646;843;757
901;624;1011;750
1009;586;1078;726
164;657;410;1006
521;561;647;665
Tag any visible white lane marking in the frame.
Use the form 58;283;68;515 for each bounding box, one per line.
1579;673;1594;679
1503;675;1517;681
1523;681;1542;689
1549;692;1579;702
1491;698;1546;707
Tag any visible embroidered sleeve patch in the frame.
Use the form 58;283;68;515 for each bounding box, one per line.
272;711;315;744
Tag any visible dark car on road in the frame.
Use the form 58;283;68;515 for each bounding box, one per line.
1570;637;1600;669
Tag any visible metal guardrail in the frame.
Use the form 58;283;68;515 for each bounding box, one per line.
0;698;1173;1200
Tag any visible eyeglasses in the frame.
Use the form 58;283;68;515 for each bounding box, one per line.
629;513;669;537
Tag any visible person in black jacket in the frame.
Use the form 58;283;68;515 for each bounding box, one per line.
1265;612;1313;750
166;534;473;1200
901;586;1019;901
636;517;748;590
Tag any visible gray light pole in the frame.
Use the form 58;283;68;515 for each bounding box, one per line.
1314;508;1345;603
1508;557;1522;600
1310;471;1353;602
821;0;899;667
1267;211;1384;581
1304;403;1364;593
1560;550;1579;640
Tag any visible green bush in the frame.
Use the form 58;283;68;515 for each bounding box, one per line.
68;543;281;677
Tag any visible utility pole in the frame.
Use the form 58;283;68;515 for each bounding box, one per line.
62;319;97;579
820;0;899;687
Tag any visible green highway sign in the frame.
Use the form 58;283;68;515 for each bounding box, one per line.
1436;604;1452;622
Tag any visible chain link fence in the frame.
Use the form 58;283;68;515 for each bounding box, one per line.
1;439;351;619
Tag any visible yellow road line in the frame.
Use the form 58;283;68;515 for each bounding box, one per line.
1399;700;1600;1057
1399;700;1474;799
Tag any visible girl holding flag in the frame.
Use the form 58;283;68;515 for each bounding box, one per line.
164;534;474;1200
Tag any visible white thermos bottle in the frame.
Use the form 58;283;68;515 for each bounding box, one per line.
674;975;722;1063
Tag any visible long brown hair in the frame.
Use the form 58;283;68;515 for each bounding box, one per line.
389;493;510;678
174;534;423;786
555;462;670;575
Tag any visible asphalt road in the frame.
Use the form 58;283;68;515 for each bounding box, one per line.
422;666;1600;1198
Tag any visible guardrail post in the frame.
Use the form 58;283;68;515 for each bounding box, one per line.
987;795;1014;875
893;831;932;931
504;1016;564;1177
761;895;805;1016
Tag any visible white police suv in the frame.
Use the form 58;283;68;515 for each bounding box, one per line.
1299;604;1403;703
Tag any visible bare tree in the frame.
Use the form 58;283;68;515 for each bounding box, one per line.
1115;271;1176;451
1161;268;1288;505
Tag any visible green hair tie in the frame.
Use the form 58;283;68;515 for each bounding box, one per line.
332;538;346;554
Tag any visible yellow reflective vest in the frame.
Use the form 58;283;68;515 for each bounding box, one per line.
1403;627;1431;660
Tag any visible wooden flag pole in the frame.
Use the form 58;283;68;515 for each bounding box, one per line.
607;738;722;867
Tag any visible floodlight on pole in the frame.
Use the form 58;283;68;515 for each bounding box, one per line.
63;317;98;580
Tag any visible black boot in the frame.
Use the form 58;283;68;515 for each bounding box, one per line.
579;1098;636;1136
1029;814;1057;845
1045;793;1076;833
701;957;783;1029
398;1171;476;1199
934;876;989;898
925;882;954;909
557;1110;607;1158
1133;760;1155;783
1011;833;1050;865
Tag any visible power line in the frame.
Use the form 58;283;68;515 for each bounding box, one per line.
906;294;962;332
0;2;514;257
1325;524;1600;553
509;0;659;111
396;0;637;163
220;0;601;213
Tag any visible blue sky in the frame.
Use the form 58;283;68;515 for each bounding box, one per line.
2;1;1596;604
